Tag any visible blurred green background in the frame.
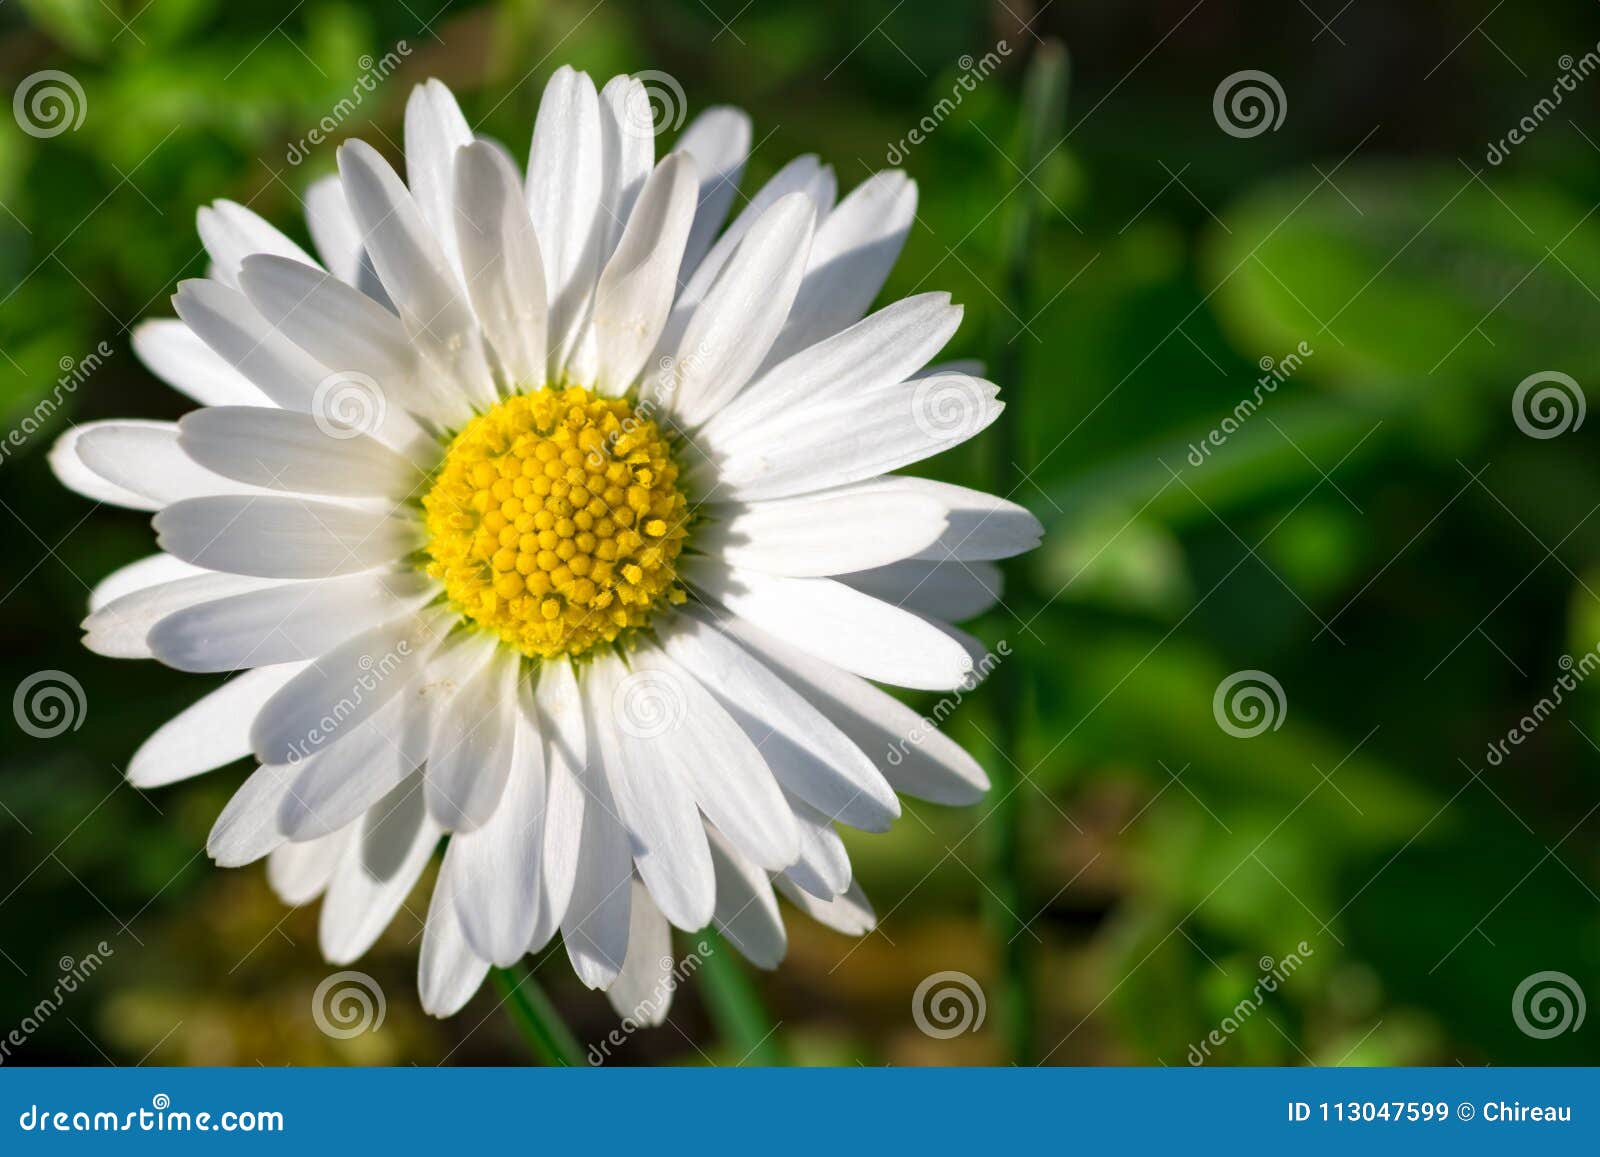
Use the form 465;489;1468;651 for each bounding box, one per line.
2;0;1599;1066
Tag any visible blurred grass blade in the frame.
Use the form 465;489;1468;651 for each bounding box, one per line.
986;38;1071;1067
492;965;586;1066
699;931;788;1065
1044;393;1398;530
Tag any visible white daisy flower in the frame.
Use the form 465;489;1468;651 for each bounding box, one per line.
53;69;1042;1021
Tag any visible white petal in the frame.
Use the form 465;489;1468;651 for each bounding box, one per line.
706;827;787;968
49;425;158;512
584;653;714;931
694;372;1002;502
604;880;674;1026
591;152;699;397
128;663;309;788
934;618;994;673
891;478;1042;561
660;193;815;428
132;319;270;408
235;255;434;436
727;618;990;805
762;170;916;368
425;650;516;831
251;615;431;765
661;613;898;831
560;724;632;988
304;174;392;308
71;421;229;504
62;420;262;511
278;690;420;840
196;199;318;288
207;762;297;867
597;75;655;266
337;139;494;415
320;773;440;963
83;572;281;660
526;66;604;377
413;630;494;727
453;141;549;388
687;559;974;691
90;552;203;612
700;485;947;577
630;645;799;870
178;406;420;498
450;687;547;965
784;795;853;898
841;558;1003;621
405;79;474;284
775;875;876;935
154;496;421;579
532;659;586;949
267;830;347;905
699;293;961;448
418;867;491;1016
660;155;833;353
674;106;751;278
173;278;332;413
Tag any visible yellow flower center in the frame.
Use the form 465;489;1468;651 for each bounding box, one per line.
421;386;689;658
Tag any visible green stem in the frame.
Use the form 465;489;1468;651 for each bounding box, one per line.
492;965;586;1066
697;930;788;1065
985;40;1071;1067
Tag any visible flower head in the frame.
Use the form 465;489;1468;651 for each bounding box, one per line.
54;69;1042;1020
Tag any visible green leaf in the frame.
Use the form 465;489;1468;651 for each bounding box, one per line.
1208;163;1600;392
18;0;118;58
